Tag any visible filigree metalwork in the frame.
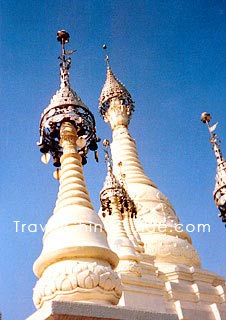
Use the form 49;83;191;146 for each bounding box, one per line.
99;46;135;119
100;140;137;219
201;112;226;225
37;30;99;167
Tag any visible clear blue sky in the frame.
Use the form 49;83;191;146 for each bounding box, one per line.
0;1;226;319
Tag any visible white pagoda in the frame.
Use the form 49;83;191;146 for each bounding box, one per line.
27;32;226;320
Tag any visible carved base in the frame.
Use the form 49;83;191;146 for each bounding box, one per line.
33;260;122;309
141;233;201;267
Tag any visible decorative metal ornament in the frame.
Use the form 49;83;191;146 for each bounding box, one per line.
99;45;135;120
37;30;99;168
100;140;137;219
201;112;226;225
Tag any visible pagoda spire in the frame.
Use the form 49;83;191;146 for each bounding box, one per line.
201;112;226;224
99;46;156;187
99;47;135;129
100;139;144;265
99;48;200;268
32;31;121;309
38;30;99;170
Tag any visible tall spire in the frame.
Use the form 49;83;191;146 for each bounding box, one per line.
201;112;226;224
99;49;200;268
99;140;141;276
32;31;121;309
99;46;156;187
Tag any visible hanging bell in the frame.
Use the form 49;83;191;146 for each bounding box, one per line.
50;127;59;139
53;156;61;167
89;139;98;151
77;127;86;137
40;144;49;154
82;156;87;165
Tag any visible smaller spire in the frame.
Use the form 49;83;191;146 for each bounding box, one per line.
201;112;226;225
100;139;137;219
100;140;141;274
99;45;135;124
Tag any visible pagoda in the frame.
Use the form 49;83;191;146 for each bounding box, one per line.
28;33;226;320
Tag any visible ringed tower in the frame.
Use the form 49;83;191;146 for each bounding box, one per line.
32;31;122;310
98;50;200;269
98;49;226;320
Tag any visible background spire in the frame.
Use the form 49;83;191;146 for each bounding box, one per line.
201;112;226;224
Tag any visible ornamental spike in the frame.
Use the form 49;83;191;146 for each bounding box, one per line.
99;45;135;128
201;112;226;225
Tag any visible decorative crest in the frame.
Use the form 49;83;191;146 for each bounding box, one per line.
37;30;100;173
201;112;226;225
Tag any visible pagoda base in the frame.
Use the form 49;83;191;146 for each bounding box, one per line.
26;301;177;320
118;254;171;314
157;263;226;320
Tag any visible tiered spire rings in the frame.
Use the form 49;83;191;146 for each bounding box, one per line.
32;32;121;309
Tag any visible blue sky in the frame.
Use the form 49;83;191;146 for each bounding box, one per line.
0;1;226;319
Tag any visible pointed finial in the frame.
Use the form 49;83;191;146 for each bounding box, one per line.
103;44;110;67
37;31;99;171
57;30;76;88
99;45;135;125
201;112;221;159
57;30;70;50
201;112;211;124
201;112;226;225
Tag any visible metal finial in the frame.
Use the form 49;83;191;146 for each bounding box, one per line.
37;31;99;171
201;112;219;139
102;44;109;65
57;30;76;88
201;111;221;164
201;112;211;124
201;112;226;225
99;45;135;120
57;30;70;47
